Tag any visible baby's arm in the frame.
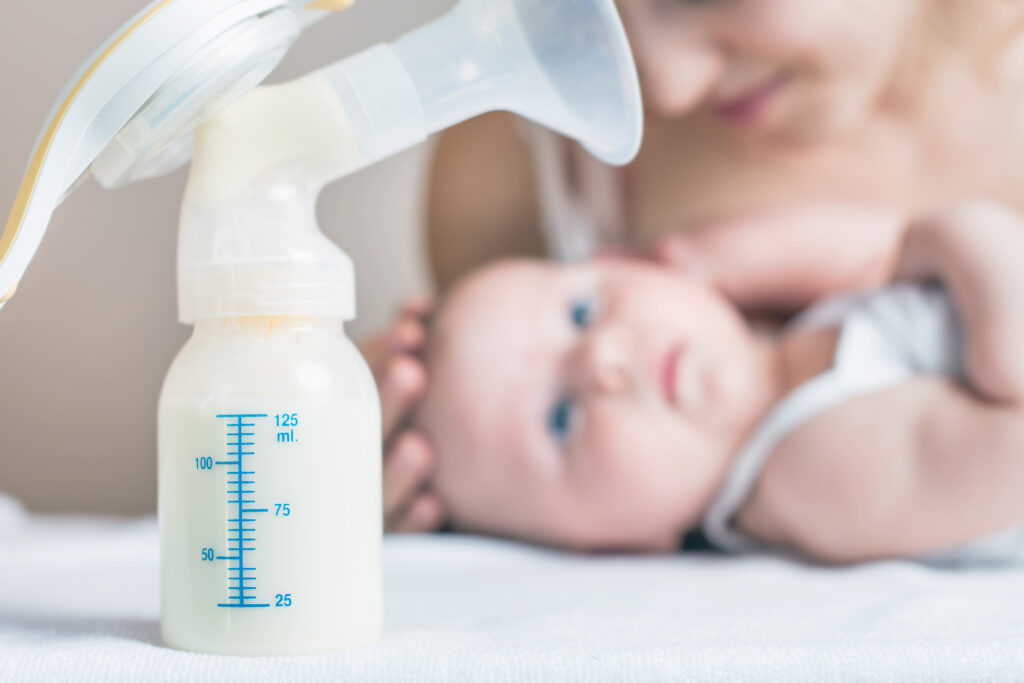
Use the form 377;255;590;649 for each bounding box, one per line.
749;378;1024;563
744;203;1024;563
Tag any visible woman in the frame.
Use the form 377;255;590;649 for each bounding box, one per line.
373;0;1024;532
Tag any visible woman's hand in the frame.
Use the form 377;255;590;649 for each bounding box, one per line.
360;296;446;533
649;204;907;313
896;201;1024;406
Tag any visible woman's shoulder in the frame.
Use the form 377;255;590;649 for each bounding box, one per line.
427;113;545;288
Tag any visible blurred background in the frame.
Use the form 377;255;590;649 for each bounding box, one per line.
0;0;455;514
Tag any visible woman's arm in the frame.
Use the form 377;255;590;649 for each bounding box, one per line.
427;112;546;290
897;201;1024;406
651;203;907;312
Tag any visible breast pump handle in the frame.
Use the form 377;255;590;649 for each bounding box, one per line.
0;0;642;311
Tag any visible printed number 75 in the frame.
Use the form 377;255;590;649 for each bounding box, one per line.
275;503;291;517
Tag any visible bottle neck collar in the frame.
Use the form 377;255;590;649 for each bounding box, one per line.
192;315;346;334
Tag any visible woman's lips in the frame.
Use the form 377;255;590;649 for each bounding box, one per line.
712;73;789;124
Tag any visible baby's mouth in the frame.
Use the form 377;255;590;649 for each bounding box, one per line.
661;344;706;412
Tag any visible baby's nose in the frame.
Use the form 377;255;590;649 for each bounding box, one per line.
579;326;637;395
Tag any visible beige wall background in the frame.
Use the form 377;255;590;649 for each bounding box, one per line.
0;0;455;514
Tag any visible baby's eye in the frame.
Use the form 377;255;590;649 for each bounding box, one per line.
569;297;597;330
548;398;576;444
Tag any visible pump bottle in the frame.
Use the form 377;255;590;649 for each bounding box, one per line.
158;76;381;655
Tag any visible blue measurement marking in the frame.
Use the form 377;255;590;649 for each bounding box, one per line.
214;414;270;609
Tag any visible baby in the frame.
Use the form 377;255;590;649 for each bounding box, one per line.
415;203;1024;565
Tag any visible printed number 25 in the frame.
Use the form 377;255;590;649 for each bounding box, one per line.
276;593;292;607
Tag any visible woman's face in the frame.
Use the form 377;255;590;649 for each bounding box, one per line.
616;0;919;141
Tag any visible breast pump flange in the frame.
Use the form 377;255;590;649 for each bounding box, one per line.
1;0;643;656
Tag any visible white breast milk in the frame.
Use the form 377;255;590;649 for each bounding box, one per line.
158;74;381;655
159;318;381;655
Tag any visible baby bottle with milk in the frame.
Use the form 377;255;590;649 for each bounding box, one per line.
158;75;381;655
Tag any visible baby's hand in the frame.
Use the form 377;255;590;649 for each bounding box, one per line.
649;204;905;312
359;295;446;533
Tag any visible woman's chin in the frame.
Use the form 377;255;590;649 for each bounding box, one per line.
771;94;869;145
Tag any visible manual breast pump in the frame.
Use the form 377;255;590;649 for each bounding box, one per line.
1;0;643;655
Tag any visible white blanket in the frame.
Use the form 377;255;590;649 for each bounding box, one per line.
2;494;1024;682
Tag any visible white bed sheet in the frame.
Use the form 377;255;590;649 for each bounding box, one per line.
1;494;1023;682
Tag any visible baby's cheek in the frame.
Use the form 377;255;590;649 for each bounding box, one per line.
569;412;693;542
581;405;687;494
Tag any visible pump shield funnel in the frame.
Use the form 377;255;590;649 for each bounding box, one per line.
393;0;642;165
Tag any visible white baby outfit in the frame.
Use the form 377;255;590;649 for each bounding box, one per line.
701;283;1024;566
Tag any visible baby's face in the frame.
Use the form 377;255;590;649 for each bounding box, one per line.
418;259;769;551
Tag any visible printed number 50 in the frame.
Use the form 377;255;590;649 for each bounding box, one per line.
276;593;292;607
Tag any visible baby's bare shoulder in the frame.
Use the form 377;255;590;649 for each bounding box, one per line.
737;378;1024;563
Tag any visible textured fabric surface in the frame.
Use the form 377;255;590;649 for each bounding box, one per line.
1;495;1023;682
